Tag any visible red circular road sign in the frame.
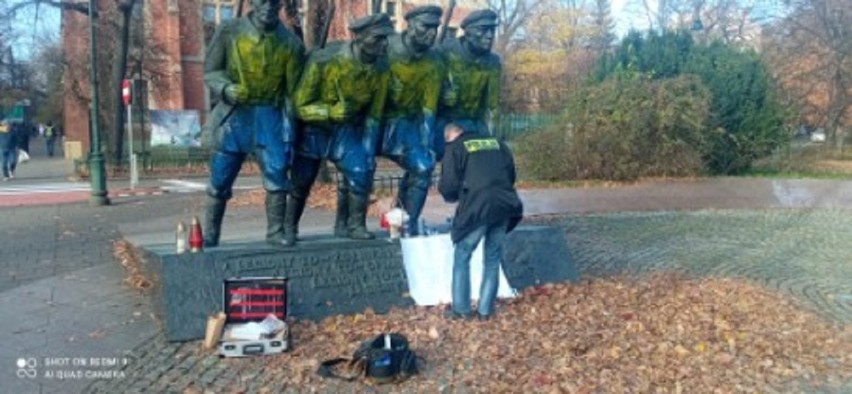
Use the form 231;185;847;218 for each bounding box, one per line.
122;79;132;106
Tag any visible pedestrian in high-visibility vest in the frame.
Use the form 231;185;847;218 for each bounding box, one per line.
45;122;57;157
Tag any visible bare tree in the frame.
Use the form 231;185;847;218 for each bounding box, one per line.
487;0;547;55
763;0;850;152
7;0;142;162
501;0;599;112
30;40;64;123
304;0;332;49
629;0;759;42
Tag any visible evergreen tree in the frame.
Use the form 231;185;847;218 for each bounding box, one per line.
590;0;616;53
592;30;786;174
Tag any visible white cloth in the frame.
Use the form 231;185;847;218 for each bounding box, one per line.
400;233;515;306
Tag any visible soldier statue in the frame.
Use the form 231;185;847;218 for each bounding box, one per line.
381;5;445;236
436;9;501;160
201;0;305;248
286;14;394;244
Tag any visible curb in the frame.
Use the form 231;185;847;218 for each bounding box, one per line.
112;187;170;198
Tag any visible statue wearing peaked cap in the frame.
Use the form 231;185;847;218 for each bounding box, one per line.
381;5;446;236
201;0;305;248
286;13;394;243
436;9;501;160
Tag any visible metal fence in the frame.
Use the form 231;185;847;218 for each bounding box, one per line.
494;113;561;141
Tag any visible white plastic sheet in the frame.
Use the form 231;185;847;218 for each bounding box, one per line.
400;233;515;306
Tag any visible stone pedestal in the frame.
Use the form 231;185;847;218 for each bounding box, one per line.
139;226;579;342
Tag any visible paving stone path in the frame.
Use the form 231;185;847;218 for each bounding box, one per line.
553;209;852;324
87;208;852;392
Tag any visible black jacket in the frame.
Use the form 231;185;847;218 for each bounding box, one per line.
439;134;523;243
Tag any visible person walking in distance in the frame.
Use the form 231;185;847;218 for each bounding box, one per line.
1;120;17;180
438;123;523;320
44;121;58;157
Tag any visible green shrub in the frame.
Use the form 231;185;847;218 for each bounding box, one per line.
593;31;787;174
516;73;711;181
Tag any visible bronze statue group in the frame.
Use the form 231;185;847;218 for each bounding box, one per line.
203;0;524;320
202;0;502;249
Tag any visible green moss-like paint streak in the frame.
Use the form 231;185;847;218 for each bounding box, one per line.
228;34;292;104
384;35;445;119
295;42;390;124
204;18;304;107
440;39;502;120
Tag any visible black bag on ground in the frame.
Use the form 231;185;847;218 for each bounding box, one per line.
317;333;418;384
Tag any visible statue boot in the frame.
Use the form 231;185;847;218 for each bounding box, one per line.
265;191;294;247
402;173;430;236
203;196;227;247
334;186;349;237
283;194;306;246
347;193;375;240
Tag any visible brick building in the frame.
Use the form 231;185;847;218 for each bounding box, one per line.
62;0;485;158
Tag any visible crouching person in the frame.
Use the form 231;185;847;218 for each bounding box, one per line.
438;123;523;320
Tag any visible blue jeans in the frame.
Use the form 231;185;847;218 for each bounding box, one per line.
452;220;508;317
46;137;56;157
2;149;16;177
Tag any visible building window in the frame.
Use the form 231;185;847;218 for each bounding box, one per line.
203;0;237;45
202;0;236;24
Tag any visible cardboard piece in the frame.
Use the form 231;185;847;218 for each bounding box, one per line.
204;312;226;349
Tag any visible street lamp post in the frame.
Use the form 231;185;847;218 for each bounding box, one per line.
88;0;110;206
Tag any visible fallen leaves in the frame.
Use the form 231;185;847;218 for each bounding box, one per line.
161;274;852;393
113;240;151;292
229;184;417;218
428;326;440;340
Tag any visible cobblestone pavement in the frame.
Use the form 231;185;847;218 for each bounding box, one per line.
0;202;122;293
554;209;852;325
86;208;852;393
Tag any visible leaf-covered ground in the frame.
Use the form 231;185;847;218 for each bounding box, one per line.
230;184;422;219
174;274;852;393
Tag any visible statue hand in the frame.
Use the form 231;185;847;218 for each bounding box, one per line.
223;84;249;105
329;101;355;122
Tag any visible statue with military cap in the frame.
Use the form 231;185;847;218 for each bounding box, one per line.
287;13;393;243
381;5;446;236
436;9;501;159
201;0;305;248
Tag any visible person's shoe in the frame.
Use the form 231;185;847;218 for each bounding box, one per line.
477;313;491;322
443;309;470;320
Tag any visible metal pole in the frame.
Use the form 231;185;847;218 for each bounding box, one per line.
88;0;110;206
128;103;137;190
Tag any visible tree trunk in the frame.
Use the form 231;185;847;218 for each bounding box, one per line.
112;3;132;164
